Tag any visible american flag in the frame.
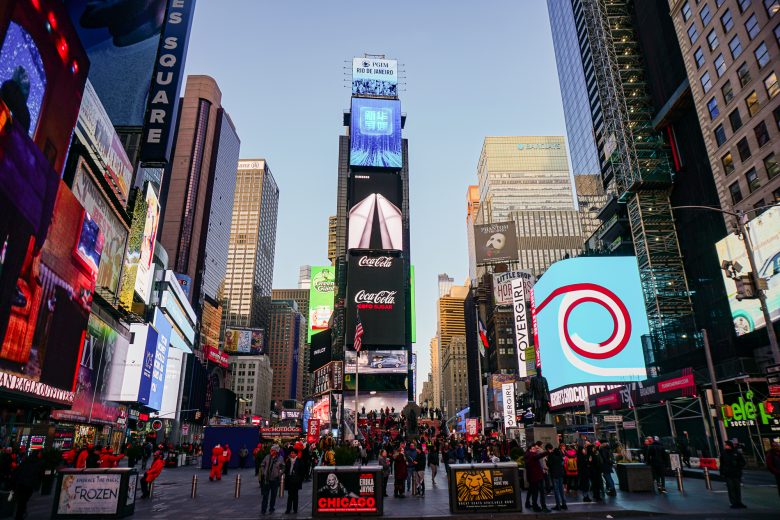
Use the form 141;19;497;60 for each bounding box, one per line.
354;310;364;352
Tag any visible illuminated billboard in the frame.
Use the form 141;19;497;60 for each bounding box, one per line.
473;222;519;264
715;207;780;335
345;350;408;374
350;97;402;169
345;253;406;348
352;57;398;97
224;327;264;354
134;184;160;303
118;184;160;309
531;257;649;391
348;172;403;250
308;266;335;342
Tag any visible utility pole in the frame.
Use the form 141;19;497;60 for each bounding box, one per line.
702;329;728;450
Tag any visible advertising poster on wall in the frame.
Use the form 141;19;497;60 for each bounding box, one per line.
350;97;402;169
134;184;160;304
56;473;122;515
117;187;148;310
147;309;172;411
473;222;519;264
308;266;335;342
310;329;333;372
715;207;780;336
136;325;160;407
314;469;380;514
72;158;128;294
348;172;403;250
493;271;535;306
224;327;263;354
74;81;134;206
531;257;649;391
352;57;397;97
345;350;408;374
511;277;530;379
345;253;406;347
450;465;521;512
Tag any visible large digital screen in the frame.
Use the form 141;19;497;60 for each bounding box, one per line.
345;253;406;348
345;350;408;374
473;222;519;264
308;266;335;342
224;327;264;354
350;97;402;169
310;329;332;372
348;172;403;250
118;187;148;310
352;57;397;97
531;257;649;391
715;207;780;335
147;309;172;411
134;184;160;304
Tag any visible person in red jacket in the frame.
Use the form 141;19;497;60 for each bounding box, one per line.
525;442;551;513
141;452;164;498
75;445;91;469
221;443;232;475
99;448;125;468
209;444;224;481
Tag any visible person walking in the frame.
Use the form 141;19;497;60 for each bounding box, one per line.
141;441;153;470
209;443;224;481
577;445;592;502
378;449;391;497
405;443;417;495
598;440;616;496
427;442;440;484
646;436;666;493
524;442;550;512
239;445;249;469
259;445;285;515
12;449;42;520
284;449;303;514
548;443;567;510
393;447;408;498
720;440;747;509
414;445;426;497
140;452;164;499
587;444;603;501
767;441;780;497
679;431;692;468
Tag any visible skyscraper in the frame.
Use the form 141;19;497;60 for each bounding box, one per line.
228;355;272;420
327;216;338;266
466;186;481;283
297;266;312;289
223;159;279;334
438;273;455;298
159;75;240;351
429;337;441;409
438;283;468;418
271;289;311;398
267;300;305;405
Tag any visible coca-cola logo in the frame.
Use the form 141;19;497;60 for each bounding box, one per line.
358;256;393;268
354;290;396;304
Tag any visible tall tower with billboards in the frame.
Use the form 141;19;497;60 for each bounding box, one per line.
334;55;412;437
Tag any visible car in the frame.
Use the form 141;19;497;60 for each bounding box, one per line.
369;354;402;369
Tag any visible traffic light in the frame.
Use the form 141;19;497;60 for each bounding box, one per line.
734;275;758;301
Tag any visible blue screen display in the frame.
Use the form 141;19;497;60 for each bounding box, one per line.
148;308;172;411
350;98;402;168
137;325;159;405
531;257;649;391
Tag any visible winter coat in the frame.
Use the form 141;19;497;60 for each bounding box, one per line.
415;451;426;471
13;455;43;492
720;449;746;479
378;455;391;477
75;449;89;469
524;448;549;483
394;453;408;480
646;442;666;470
284;458;303;490
427;449;440;466
260;454;285;482
599;444;614;470
145;458;164;483
548;449;566;479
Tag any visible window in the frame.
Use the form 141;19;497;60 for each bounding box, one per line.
701;71;713;92
765;0;780;16
722;9;735;31
708;96;720;118
755;42;770;67
737;136;752;160
730;107;744;130
738;0;752;13
701;4;712;26
682;1;692;21
775;187;780;202
723;79;735;103
738;62;752;86
766;72;780;98
764;152;780;178
775;105;780;128
707;29;720;50
694;47;705;68
776;23;780;45
729;35;743;58
746;90;760;115
688;24;699;44
714;53;727;76
746;14;761;40
715;124;728;146
729;181;743;204
722;151;736;174
746;167;761;192
717;0;727;7
755;120;770;146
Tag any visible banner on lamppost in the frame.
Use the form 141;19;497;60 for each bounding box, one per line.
502;383;516;429
511;278;529;378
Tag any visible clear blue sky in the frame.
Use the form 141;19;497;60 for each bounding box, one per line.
183;0;568;399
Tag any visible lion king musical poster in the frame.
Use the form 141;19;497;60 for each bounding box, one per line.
450;465;521;512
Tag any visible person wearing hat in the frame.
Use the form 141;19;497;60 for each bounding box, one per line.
140;451;164;499
259;444;285;514
284;448;303;514
720;440;747;508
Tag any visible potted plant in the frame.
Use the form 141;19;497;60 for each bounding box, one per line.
40;447;63;495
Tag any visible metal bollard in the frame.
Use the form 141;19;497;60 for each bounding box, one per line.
279;474;285;497
149;481;154;499
191;475;197;498
676;467;684;492
234;474;241;499
703;467;712;490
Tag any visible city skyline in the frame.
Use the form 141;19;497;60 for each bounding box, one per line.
181;0;568;390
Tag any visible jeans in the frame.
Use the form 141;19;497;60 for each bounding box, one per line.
552;477;566;507
725;477;742;506
603;468;615;492
261;480;280;513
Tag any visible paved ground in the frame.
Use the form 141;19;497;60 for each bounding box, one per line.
25;462;780;519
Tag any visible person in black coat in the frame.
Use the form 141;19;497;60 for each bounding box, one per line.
284;450;304;514
13;450;43;520
720;441;747;509
577;446;592;501
547;443;567;510
646;437;667;493
586;444;603;501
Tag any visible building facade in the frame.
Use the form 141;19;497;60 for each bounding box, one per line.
438;284;468;417
466;186;481;283
271;289;311;398
668;0;780;220
228;355;272;420
327;215;338;266
429;337;441;409
267;300;305;406
223;159;279;334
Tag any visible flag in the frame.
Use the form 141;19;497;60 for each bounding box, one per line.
477;317;489;357
354;309;364;352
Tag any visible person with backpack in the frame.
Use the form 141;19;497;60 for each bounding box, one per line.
598;440;616;496
564;445;578;496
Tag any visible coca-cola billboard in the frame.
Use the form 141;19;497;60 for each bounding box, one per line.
346;253;406;347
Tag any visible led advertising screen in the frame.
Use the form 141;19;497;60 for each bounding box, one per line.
74;211;104;277
715;207;780;335
134;184;160;304
310;329;333;372
74;81;134;206
224;327;264;354
352;57;397;97
345;350;408;374
345;253;406;348
72;158;129;295
348;172;403;250
308;266;335;342
313;468;381;514
350;97;402;169
473;222;519;264
531;257;649;391
118;188;148;310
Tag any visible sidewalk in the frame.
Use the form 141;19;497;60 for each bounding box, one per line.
25;463;780;519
